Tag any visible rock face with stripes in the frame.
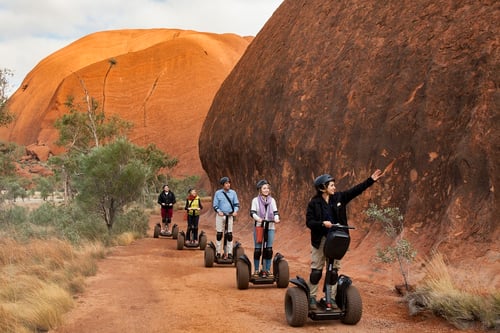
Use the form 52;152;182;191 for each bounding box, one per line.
1;29;252;182
199;0;499;261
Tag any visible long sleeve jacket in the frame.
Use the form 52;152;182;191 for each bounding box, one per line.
157;191;176;208
306;177;375;249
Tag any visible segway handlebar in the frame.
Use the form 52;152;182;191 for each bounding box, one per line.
331;223;355;230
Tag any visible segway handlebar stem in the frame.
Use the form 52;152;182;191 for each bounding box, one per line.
331;223;355;230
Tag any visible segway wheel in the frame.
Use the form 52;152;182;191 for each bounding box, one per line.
284;287;308;327
198;233;207;250
153;224;160;238
236;260;250;290
172;224;179;239
204;246;214;267
176;232;185;250
234;246;244;263
341;285;362;325
276;260;290;288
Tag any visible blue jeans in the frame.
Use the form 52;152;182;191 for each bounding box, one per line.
253;227;275;272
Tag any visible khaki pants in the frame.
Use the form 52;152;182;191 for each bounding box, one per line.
215;214;234;255
307;236;341;299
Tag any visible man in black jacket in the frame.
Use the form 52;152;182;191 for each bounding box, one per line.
306;169;383;310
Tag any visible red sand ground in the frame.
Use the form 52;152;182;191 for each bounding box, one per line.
50;212;485;333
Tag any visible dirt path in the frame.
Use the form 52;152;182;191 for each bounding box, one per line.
51;214;483;333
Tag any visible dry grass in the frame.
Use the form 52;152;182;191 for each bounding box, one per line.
0;238;106;332
113;231;138;246
408;252;499;330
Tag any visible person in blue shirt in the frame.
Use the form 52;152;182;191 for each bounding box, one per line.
212;176;240;259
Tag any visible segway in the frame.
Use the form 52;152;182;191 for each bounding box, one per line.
284;224;362;327
204;214;244;267
236;220;289;289
153;223;178;239
176;230;207;250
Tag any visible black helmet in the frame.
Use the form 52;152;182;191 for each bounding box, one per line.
256;179;269;190
314;174;334;190
219;176;231;185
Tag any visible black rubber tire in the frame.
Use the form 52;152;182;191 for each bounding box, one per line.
236;260;250;290
199;233;207;250
172;224;179;239
284;287;308;327
204;246;214;267
341;285;363;325
176;233;185;250
233;246;244;264
153;225;160;238
276;260;290;288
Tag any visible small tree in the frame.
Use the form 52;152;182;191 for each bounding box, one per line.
36;177;55;201
52;91;132;203
366;203;417;291
4;181;25;202
0;141;19;177
0;68;14;127
74;138;153;231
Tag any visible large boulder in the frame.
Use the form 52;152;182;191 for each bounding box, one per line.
1;29;252;183
200;0;499;262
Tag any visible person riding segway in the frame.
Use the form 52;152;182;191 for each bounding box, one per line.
154;184;178;239
284;170;384;327
204;177;244;267
177;188;208;250
236;179;289;289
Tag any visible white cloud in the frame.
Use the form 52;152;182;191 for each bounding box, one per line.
0;0;283;94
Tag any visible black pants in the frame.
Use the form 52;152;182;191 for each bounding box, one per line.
186;214;200;241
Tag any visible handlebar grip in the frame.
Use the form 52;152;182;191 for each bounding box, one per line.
332;223;355;229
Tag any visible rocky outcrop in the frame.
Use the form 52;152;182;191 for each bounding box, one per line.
200;0;499;261
1;29;251;183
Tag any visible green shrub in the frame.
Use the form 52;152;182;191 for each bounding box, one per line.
366;203;416;291
112;206;149;236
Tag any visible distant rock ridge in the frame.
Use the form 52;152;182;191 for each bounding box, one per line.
1;29;252;184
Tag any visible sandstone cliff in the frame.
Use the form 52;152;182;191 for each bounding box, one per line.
1;29;252;183
199;0;499;274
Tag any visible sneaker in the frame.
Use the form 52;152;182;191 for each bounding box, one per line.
216;253;221;259
266;271;273;278
227;253;233;260
320;297;339;311
309;297;317;310
253;271;260;277
260;271;268;278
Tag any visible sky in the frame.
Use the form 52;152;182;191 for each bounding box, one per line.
0;0;284;95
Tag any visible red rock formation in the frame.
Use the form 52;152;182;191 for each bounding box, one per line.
200;0;499;266
1;29;251;184
26;143;51;162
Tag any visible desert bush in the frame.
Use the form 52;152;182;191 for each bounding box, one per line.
112;206;149;236
0;204;28;227
407;252;499;330
366;203;417;291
